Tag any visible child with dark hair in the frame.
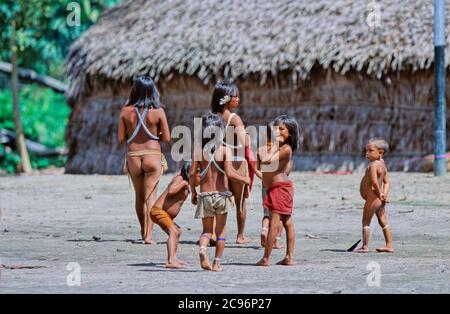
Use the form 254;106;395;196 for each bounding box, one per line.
190;112;250;271
211;80;255;244
255;125;291;249
356;138;393;253
150;161;192;269
118;76;170;244
256;115;299;266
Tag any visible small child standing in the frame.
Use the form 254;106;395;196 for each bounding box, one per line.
150;162;192;268
356;138;393;253
256;115;299;266
190;113;250;271
255;125;290;249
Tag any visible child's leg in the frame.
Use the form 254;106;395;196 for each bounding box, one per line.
256;212;280;266
199;217;214;270
165;225;183;268
274;219;283;249
356;196;379;253
375;205;394;252
210;217;217;247
260;216;269;247
172;223;187;265
276;215;295;265
127;157;146;240
212;213;228;272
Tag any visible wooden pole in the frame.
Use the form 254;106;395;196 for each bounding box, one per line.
11;19;32;174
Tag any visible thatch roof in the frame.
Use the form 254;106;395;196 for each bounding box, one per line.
66;0;449;101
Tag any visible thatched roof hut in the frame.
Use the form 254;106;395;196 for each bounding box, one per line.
65;0;450;174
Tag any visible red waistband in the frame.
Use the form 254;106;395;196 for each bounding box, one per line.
267;180;293;189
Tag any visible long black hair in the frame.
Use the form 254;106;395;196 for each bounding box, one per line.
126;76;161;108
271;115;300;151
202;112;224;150
210;80;240;113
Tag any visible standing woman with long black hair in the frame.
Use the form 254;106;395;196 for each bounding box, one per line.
211;80;255;244
118;76;170;244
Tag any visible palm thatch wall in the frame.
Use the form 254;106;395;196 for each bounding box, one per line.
65;0;450;174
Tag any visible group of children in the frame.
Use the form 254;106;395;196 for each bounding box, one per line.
123;78;394;271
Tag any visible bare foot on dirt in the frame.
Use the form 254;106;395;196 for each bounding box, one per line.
276;257;294;266
355;247;370;253
260;228;268;247
199;248;212;270
274;238;283;249
236;236;252;244
376;246;394;253
143;238;156;245
212;259;222;272
256;258;270;266
166;261;185;269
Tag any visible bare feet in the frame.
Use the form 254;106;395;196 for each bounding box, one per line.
274;238;283;249
376;246;394;253
199;247;212;270
260;234;267;247
355;247;370;253
143;238;157;245
256;258;270;266
166;261;185;269
236;236;252;244
276;257;294;266
260;228;268;247
174;257;188;265
212;259;222;272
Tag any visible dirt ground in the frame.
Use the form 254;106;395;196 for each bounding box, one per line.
1;171;449;294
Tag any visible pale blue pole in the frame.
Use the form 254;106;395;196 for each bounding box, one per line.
434;0;447;176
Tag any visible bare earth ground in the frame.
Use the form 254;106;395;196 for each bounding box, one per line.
0;171;449;294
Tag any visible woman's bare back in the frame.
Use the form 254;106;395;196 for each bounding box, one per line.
120;106;164;151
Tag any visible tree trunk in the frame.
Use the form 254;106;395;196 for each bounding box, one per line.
11;19;32;174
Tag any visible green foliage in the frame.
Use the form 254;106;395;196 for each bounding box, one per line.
0;0;122;79
0;84;69;147
0;84;70;173
0;1;122;174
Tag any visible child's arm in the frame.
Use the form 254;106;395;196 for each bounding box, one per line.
254;150;263;180
224;147;251;185
369;162;384;200
286;160;292;176
168;176;189;196
118;110;126;144
189;159;199;205
382;171;390;202
260;144;291;165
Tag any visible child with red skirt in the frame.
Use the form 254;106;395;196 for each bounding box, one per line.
256;115;299;266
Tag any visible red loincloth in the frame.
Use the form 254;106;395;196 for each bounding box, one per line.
263;181;294;215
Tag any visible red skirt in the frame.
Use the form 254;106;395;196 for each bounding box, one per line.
263;181;294;215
